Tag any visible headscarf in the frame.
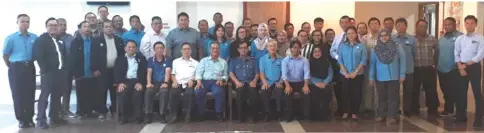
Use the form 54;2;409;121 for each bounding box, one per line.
253;23;270;50
309;45;330;79
374;29;397;64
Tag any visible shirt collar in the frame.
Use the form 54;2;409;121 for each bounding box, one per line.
396;33;409;39
125;53;136;58
466;32;477;36
178;27;191;32
16;31;31;36
289;55;303;60
151;29;164;36
209;57;220;62
268;54;281;60
181;57;193;61
153;56;165;63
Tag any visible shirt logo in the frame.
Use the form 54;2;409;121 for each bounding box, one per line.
405;40;410;44
100;43;104;47
472;40;479;44
452;37;456;40
163;64;166;67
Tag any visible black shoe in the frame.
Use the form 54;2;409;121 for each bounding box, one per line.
195;114;205;122
216;113;225;122
144;114;153;124
453;116;467;122
403;111;412;117
184;116;191;123
77;114;87;120
167;115;178;124
284;114;292;122
263;113;270;122
118;119;127;125
36;121;49;129
159;115;167;124
27;120;35;128
136;119;144;124
50;119;68;125
98;114;107;120
439;111;450;117
19;121;28;128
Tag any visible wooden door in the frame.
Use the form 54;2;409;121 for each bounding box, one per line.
244;2;290;30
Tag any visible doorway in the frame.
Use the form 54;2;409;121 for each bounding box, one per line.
243;2;290;30
418;2;439;38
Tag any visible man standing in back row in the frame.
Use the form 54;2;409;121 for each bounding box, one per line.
165;12;203;60
3;14;38;128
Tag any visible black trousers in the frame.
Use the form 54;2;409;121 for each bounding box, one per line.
100;68;116;113
402;73;414;114
340;74;364;115
235;83;259;119
333;73;344;115
413;66;438;114
309;83;332;119
144;82;170;115
438;69;459;113
75;77;102;115
37;69;68;122
170;84;195;118
284;82;310;118
62;71;73;112
117;79;144;121
8;61;36;122
455;63;482;120
260;84;284;113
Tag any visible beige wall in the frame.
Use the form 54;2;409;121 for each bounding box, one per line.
290;2;355;36
354;2;419;35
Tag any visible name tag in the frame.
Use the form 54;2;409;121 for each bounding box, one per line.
163;64;166;67
100;43;104;47
452;37;456;40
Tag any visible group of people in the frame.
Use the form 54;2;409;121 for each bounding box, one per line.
3;5;484;130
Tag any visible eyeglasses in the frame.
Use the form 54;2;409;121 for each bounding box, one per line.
47;24;58;27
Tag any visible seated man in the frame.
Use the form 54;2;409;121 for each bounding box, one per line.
229;41;259;123
171;43;199;123
114;40;147;124
144;41;172;124
194;42;228;122
281;40;311;122
259;39;284;121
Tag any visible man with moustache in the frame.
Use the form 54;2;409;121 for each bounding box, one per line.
91;20;125;118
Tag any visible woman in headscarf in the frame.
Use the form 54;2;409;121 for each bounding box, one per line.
309;45;333;121
337;26;367;120
276;30;290;57
250;23;270;61
205;24;230;60
369;29;406;124
230;26;250;58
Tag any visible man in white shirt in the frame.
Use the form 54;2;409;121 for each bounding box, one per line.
329;15;350;60
328;15;350;117
454;15;484;127
141;16;166;59
171;42;199;123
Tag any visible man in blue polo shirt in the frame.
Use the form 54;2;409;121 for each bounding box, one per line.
3;14;38;128
122;15;145;51
229;41;259;123
392;18;417;117
259;39;284;121
144;42;172;124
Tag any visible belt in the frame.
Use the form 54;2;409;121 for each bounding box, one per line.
11;61;33;66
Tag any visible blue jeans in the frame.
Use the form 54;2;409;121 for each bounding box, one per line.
194;80;225;114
